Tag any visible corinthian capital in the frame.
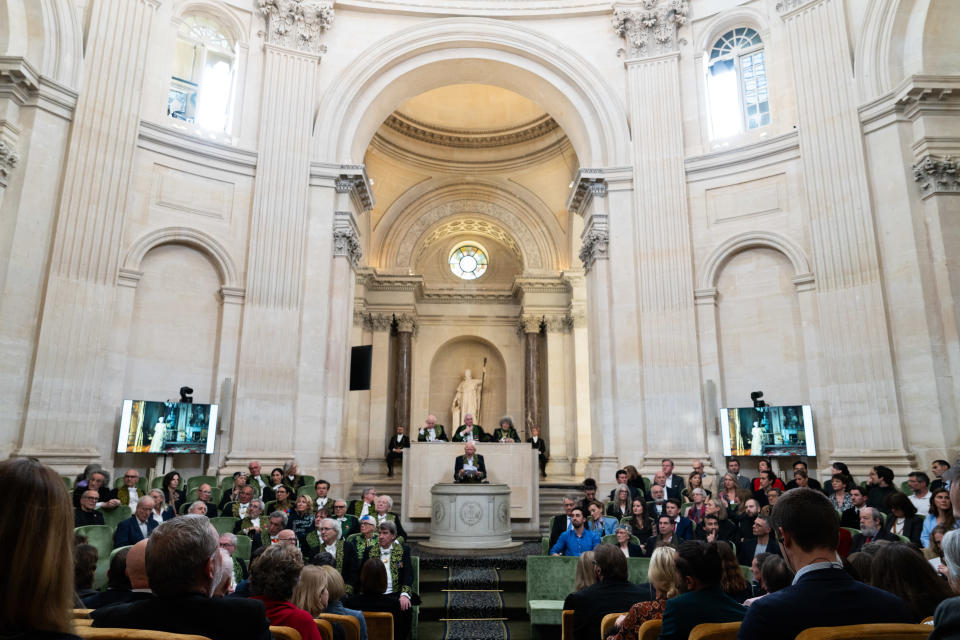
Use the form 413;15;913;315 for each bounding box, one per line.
259;0;334;56
0;140;19;186
913;155;960;198
333;212;362;268
395;313;417;333
613;0;688;59
579;228;610;273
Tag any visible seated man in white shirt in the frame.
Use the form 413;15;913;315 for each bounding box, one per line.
907;471;932;515
113;469;145;508
417;414;448;442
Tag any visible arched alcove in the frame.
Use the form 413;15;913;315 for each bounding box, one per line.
428;336;507;432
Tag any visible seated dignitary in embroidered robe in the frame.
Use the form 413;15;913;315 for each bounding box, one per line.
306;518;358;593
93;515;272;640
453;441;486;482
451;413;486;442
492;416;520;442
417;414;448;442
349;487;377;518
331;499;359;538
358;521;420;640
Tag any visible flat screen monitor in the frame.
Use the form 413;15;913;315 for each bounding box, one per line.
118;400;217;454
720;404;815;457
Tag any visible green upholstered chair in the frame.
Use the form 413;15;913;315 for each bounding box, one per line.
601;534;641;546
186;475;217;493
75;524;114;590
301;475;316;490
210;517;239;536
96;505;132;532
626;557;652;583
62;475;74;488
526;555;578;633
235;534;252;562
150;476;165;489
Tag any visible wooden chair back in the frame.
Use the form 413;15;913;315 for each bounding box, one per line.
689;621;742;640
794;624;934;640
319;614;361;640
73;628;210;639
73;608;93;618
314;618;334;640
362;611;394;640
601;612;627;638
562;609;574;640
637;618;663;640
269;626;303;640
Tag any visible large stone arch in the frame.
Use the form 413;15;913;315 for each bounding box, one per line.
313;18;631;168
121;226;241;289
699;230;814;292
0;0;83;88
376;179;564;273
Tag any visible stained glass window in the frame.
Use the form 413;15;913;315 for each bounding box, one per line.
706;27;770;138
449;245;488;280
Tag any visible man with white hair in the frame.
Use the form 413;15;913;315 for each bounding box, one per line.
307;517;358;591
454;441;486;482
417;414;448;442
219;532;248;585
114;496;158;548
112;469;145;507
92;515;271;639
187;501;208;516
348;486;376;518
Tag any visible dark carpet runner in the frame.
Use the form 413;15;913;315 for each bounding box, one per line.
441;566;509;640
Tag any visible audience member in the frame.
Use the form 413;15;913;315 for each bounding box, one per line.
92;515;272;640
907;471;932;514
1;458;79;640
114;495;158;548
262;467;284;503
882;492;922;546
685;488;708;524
248;461;269;494
74;543;98;602
289;494;316;544
343;560;403;640
839;485;868;529
719;473;751;518
549;494;578;548
645;514;680;556
850;507;899;553
823;462;853;496
791;468;814;491
751;461;785;493
308;518;358;589
664;498;693;541
622;498;654;542
930;528;960;640
658;541;745;639
923;487;959;547
75;489;105;527
194;483;219;517
187;500;208;516
359;521;418;640
332;499;360;538
827;474;853;512
563;543;653;640
220;532;248;584
608;483;633;519
737;498;761;543
610;547;680;640
784;460;822;491
587;499;618;536
866;465;898;513
612;523;645;558
83;547;132;608
250;543;322;640
745;556;794;607
691;459;719;496
646;483;667;518
282;460;306;493
931;460;951;491
926;525;950;573
551;506;601;556
684;470;712;501
220;471;250;510
349;486;377;518
147;488;175;524
373;495;406;540
727;458;752;489
123;539;153;599
161;470;186;514
291;565;348;640
608;470;640;502
573;551;597;591
871;542;953;621
738;514;781;566
73;469;118;510
212;547;234;597
661;459;685;501
314;479;332;511
760;487;782;517
579;478;599;514
738;487;913;639
623;465;647;495
695;513;723;545
314;564;369;640
113;469;145;507
711;541;750;604
845;551;873;583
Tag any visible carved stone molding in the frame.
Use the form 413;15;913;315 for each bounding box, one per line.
568;170;608;216
395;312;417;333
332;212;362;268
0;140;19;186
258;0;334;56
612;1;689;59
776;0;818;18
579;228;610;273
543;314;574;333
362;313;393;332
520;314;543;334
913;155;960;197
335;167;374;212
384;112;559;148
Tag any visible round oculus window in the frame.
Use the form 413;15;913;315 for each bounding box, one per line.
449;245;488;280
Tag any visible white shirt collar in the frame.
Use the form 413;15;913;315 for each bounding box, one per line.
792;558;844;584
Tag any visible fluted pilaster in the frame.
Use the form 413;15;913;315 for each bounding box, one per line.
18;0;159;463
779;0;908;458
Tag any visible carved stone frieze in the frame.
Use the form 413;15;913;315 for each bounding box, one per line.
579;228;610;272
258;0;334;56
913;155;960;197
384;112;560;148
0;140;19;185
543;314;574;333
362;313;393;332
612;0;688;59
520;314;543;334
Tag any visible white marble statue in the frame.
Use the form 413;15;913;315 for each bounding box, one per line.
451;369;483;428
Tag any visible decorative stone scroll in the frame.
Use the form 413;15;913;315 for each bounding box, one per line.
612;0;689;59
913;155;959;197
0;140;19;185
258;0;334;56
395;312;417;333
333;216;362;267
579;228;610;272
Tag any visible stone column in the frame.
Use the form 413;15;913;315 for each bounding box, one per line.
521;315;542;436
16;0;160;469
613;3;708;466
778;0;912;468
543;313;574;475
393;313;416;431
225;2;332;468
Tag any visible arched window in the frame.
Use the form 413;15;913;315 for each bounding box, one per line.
168;15;237;133
706;27;770;138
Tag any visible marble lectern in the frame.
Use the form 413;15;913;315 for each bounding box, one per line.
400;442;539;538
420;483;521;550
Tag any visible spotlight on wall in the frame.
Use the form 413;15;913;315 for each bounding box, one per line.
179;386;194;404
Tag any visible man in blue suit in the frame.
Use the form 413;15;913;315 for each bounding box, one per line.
665;499;694;541
659;540;746;640
114;496;159;548
738;488;914;639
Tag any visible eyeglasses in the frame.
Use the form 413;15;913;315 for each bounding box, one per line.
124;475;138;479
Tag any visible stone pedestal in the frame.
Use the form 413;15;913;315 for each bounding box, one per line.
420;483;521;551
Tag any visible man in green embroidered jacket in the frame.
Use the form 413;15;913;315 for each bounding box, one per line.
361;521;420;640
306;517;358;593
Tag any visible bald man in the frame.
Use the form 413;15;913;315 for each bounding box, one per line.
417;414;448;442
454;442;487;482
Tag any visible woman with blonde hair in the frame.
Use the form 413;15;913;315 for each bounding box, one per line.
315;565;368;640
574;550;598;591
610;546;680;640
289;494;316;543
0;457;79;639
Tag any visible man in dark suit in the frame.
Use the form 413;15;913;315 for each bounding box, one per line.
658;541;746;639
646;484;667;519
608;469;640;502
361;521;419;640
417;414;449;442
114;496;159;548
784;460;823;491
454;441;486;481
194;484;219;517
737;498;761;544
385;425;409;477
727;458;753;490
528;427;548;478
839;486;868;529
866;465;898;514
737;514;782;566
738;488;914;640
644;514;680;557
93;515;272;640
76;489;106;527
549;495;578;549
849;507;900;553
661;459;686;501
664;499;694;541
563;542;653;640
